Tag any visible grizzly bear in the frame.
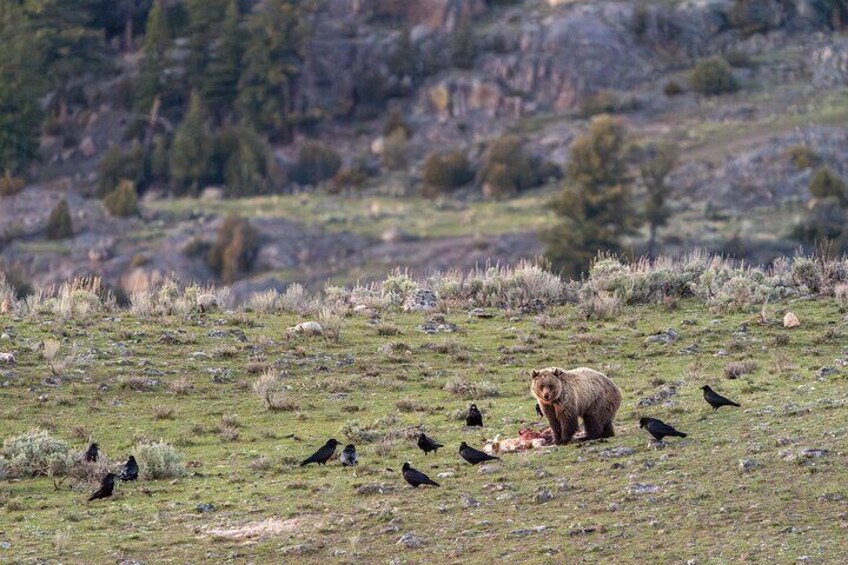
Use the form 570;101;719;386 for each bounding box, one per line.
530;366;621;445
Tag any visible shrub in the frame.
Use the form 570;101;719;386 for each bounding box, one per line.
785;145;819;170
444;379;500;398
102;180;139;217
580;90;636;117
451;14;476;69
478;135;543;198
663;81;684;96
207;216;260;284
381;129;408;171
339;420;384;444
421;150;474;197
808;167;847;205
383;108;411;138
690;58;739;96
728;0;783;35
0;175;25;197
724;360;758;379
724;50;754;68
98;143;146;197
134;440;185;479
2;430;76;478
253;369;296;411
291;142;341;186
46;199;73;240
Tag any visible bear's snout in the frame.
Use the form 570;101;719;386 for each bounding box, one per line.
543;393;551;401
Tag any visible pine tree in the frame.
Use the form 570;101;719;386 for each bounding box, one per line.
23;0;104;123
46;199;74;240
236;0;307;143
203;0;244;117
451;14;476;70
170;91;214;195
543;115;635;278
185;0;229;89
0;2;43;175
135;0;173;112
640;143;678;259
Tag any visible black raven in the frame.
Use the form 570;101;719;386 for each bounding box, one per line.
701;385;741;411
119;455;138;481
340;444;357;466
300;439;340;466
417;433;444;455
466;404;483;427
402;462;439;488
84;443;99;463
88;473;116;502
459;441;499;465
639;417;687;441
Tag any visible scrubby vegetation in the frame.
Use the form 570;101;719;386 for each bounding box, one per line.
45;199;73;240
0;257;847;561
690;57;739;96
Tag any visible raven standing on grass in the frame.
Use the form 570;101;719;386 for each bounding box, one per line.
639;417;688;442
701;385;741;411
402;462;440;488
119;455;138;481
88;473;116;502
417;433;444;455
466;404;483;427
300;439;340;466
84;442;99;463
340;444;358;466
459;442;499;465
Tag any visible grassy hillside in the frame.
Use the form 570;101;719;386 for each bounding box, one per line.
1;273;846;562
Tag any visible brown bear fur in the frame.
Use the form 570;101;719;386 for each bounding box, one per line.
530;366;621;445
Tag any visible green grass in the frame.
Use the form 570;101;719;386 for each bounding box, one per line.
147;192;556;239
1;298;847;562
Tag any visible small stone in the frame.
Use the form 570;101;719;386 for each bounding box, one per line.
644;328;679;345
535;489;554;504
437;471;455;479
0;352;15;365
478;464;499;474
628;484;660;495
817;367;838;379
510;525;547;536
739;458;759;472
79;136;96;157
599;447;635;459
195;502;215;513
462;495;480;508
608;502;620;512
800;448;829;459
783;312;800;328
396;533;423;549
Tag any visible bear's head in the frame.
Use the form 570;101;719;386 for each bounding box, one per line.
531;367;564;405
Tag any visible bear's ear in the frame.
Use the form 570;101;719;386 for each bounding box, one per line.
553;368;564;377
531;369;540;379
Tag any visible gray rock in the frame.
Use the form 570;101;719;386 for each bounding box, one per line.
599;447;636;459
195;502;215;513
739;458;759;472
478;464;499;475
462;495;480;508
535;489;554;504
396;533;423;549
510;525;548;536
644;328;679;345
627;483;661;495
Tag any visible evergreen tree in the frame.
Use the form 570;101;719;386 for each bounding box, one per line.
0;2;43;175
135;0;174;113
216;124;271;197
23;0;105;123
236;0;307;143
543;115;635;278
640;143;678;259
388;27;416;78
46;199;74;240
451;14;476;70
203;0;244;117
185;0;229;89
170;91;214;195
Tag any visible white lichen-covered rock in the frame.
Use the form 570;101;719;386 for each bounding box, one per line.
286;321;323;338
783;312;800;328
196;294;219;313
0;352;15;365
